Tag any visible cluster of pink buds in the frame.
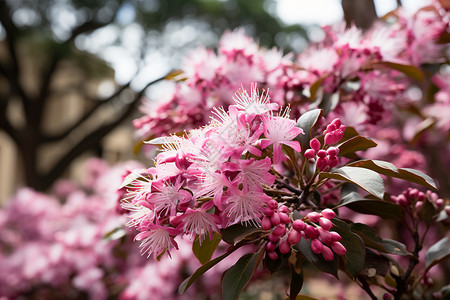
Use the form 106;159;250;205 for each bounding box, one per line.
304;138;340;172
324;118;346;145
263;204;346;262
392;188;447;213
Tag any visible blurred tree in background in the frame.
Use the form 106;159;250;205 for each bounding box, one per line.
0;0;378;195
0;0;310;193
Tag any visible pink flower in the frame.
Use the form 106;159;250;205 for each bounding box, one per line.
222;186;272;227
134;224;180;259
226;157;276;192
261;109;304;164
171;206;221;244
148;177;192;217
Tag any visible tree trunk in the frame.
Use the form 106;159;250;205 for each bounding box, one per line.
341;0;378;30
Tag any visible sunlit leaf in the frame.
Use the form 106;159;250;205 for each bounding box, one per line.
338;185;403;220
347;160;437;190
319;166;385;199
222;247;265;300
338;136;377;158
295;109;323;154
425;237;450;270
382;239;412;256
380;62;424;81
318;92;339;115
193;232;222;265
103;227;126;241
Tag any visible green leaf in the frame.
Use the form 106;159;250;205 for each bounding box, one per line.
399;168;437;190
425;237;450;270
192;232;222;265
222;248;265;300
103;227;126;241
338;186;403;220
319;166;385;199
349;223;411;256
318;93;340;115
289;267;304;300
381;239;412;256
295;109;323;154
381;62;424;82
419;197;436;226
297;238;339;278
347;160;437;190
309;76;326;100
221;223;262;245
179;247;237;295
331;218;366;278
364;249;390;277
338;136;377;158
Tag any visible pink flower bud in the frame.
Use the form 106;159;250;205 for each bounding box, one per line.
268;199;278;209
263;207;275;217
273;225;286;237
327;147;338;156
267;251;278;260
279;205;289;213
266;241;276;252
321;245;334;261
304;149;316;159
328;156;339;169
436;198;444;209
415;201;423;211
292;219;307;231
319;217;333;231
397;194;408;206
280;213;291;224
310;138;321;151
269;233;280;243
318;227;332;245
331;118;341;128
330;231;341;242
271;213;281;226
311;239;323;254
331;241;347;255
383;293;393;300
287;229;302;245
279;240;291;254
262;216;272;230
321;208;335;220
305;225;319;239
316;157;328;171
418;192;426;202
408;188;418;199
317;150;327;158
307;211;321;222
324;132;335;145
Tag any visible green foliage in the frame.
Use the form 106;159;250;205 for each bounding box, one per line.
319;166;385;200
295;109;323;154
192;232;222;265
331;218;366;279
222;247;265;300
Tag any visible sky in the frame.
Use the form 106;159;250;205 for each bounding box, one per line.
276;0;431;25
